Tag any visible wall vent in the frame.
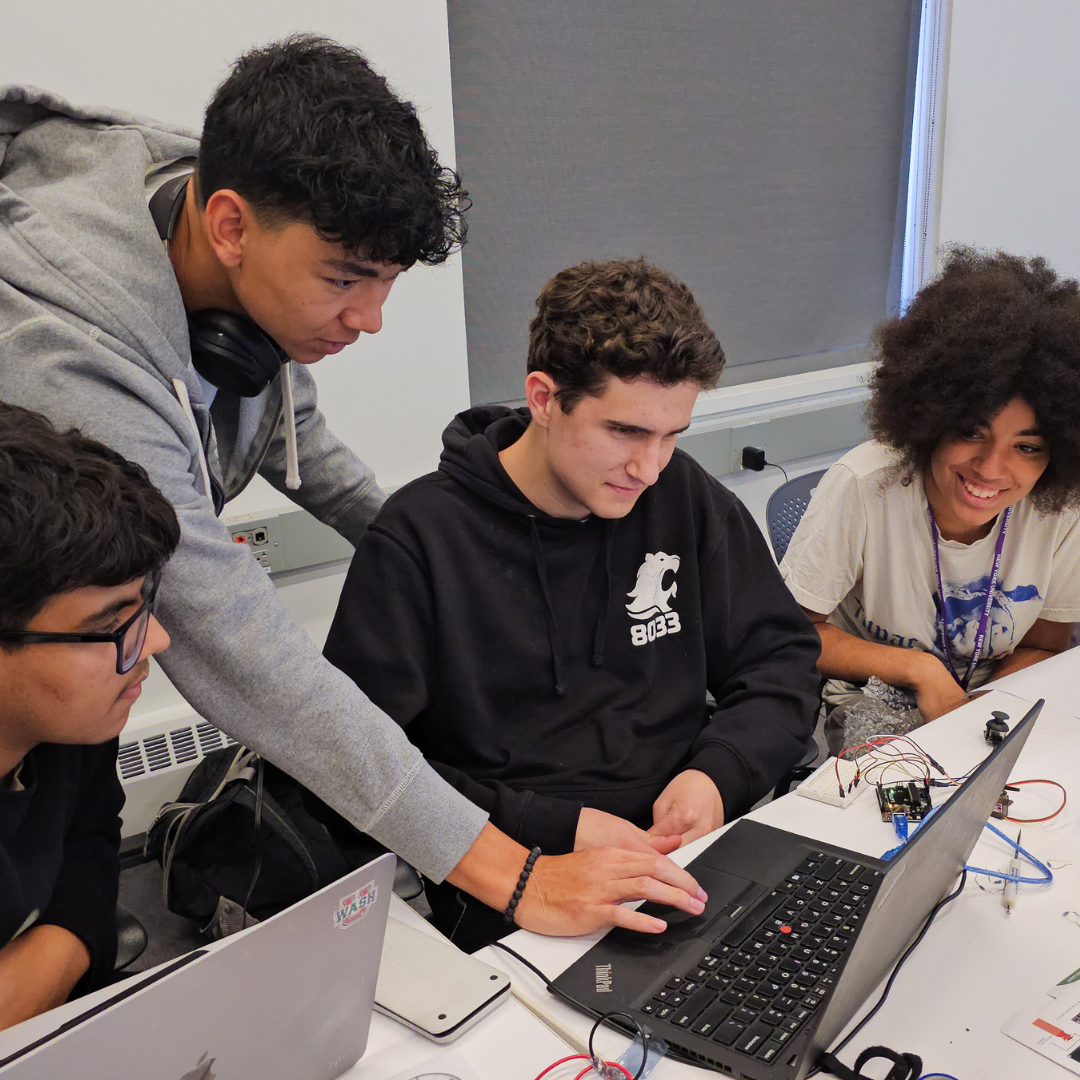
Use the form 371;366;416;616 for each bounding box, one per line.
117;722;234;783
117;717;237;838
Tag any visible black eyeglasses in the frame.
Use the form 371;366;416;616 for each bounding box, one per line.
0;572;161;674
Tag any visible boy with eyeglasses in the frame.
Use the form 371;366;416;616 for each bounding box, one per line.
0;402;178;1030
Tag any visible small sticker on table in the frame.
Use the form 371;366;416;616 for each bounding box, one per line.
334;881;378;929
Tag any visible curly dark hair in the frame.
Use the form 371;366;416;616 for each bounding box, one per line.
0;402;180;635
867;246;1080;512
197;35;468;267
527;258;725;412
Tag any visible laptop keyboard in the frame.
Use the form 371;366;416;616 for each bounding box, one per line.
638;852;882;1066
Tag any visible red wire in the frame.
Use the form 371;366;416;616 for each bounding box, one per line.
1003;779;1067;823
534;1055;588;1080
570;1064;633;1080
533;1054;630;1080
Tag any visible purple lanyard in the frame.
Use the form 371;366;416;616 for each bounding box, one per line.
927;504;1012;690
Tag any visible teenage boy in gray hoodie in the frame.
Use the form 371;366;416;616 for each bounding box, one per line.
0;36;703;937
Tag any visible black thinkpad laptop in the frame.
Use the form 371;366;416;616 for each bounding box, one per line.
553;700;1043;1080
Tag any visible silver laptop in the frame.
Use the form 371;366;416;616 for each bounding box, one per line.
0;853;395;1080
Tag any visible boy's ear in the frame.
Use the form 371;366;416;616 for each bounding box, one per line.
202;189;255;269
523;371;560;429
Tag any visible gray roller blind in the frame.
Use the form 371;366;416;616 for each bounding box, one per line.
448;1;920;405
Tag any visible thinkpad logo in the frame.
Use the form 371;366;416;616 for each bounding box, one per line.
626;551;682;646
595;963;613;993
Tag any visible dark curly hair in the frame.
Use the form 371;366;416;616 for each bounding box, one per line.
197;35;468;267
867;246;1080;512
0;402;180;636
527;258;725;412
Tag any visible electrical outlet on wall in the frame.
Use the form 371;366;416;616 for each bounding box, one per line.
226;515;287;574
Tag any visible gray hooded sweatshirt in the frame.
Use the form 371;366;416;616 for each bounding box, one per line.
0;86;487;879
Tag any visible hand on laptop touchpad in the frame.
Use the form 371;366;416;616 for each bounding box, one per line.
639;865;755;943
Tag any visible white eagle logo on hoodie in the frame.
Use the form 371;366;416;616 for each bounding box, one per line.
625;552;681;620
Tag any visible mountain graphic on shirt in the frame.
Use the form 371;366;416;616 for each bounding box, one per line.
933;574;1042;660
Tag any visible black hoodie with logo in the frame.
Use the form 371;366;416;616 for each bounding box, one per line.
325;406;820;857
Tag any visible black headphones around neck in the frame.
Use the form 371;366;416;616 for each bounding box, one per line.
149;173;288;398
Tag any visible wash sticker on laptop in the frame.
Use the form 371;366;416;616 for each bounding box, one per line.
333;881;378;929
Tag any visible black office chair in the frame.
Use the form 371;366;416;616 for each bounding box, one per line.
765;469;827;562
763;469;829;796
114;903;148;971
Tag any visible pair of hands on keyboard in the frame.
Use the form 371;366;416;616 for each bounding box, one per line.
518;769;724;938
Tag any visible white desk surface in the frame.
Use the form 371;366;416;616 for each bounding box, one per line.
1;662;1077;1080
350;668;1080;1080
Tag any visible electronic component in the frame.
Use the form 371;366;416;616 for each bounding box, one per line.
875;779;932;822
796;756;868;808
985;710;1010;746
991;785;1016;819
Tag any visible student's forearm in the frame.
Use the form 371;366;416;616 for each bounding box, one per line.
445;821;708;938
991;647;1057;680
444;821;528;911
0;924;91;1031
814;622;943;690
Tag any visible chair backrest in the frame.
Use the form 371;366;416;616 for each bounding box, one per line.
765;468;828;562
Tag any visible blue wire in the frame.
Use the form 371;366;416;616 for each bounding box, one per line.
965;819;1053;885
918;1074;961;1080
882;817;1053;885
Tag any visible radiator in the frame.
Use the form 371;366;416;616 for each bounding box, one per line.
117;711;236;839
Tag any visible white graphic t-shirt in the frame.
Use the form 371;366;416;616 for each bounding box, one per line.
780;442;1080;702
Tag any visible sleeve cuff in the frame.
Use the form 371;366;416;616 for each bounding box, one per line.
687;744;755;822
365;760;489;883
40;897;117;993
516;791;583;856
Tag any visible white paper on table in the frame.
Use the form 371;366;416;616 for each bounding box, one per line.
382;1050;485;1080
1002;963;1080;1073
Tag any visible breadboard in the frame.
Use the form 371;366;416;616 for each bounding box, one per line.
796;756;868;808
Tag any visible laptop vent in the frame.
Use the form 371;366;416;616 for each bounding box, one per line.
117;722;236;782
673;1045;731;1075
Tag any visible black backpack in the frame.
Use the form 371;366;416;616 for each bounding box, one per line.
146;746;390;934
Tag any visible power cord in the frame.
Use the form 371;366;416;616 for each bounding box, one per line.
740;445;789;481
812;870;968;1078
490;942;651;1080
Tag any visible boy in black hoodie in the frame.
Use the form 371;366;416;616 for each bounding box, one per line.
0;403;178;1028
325;258;821;949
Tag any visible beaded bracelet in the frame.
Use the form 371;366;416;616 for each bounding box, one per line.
504;845;542;925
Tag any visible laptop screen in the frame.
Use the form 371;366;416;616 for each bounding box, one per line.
810;699;1043;1060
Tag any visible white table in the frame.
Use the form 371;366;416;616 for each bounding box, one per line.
2;664;1077;1080
349;670;1080;1080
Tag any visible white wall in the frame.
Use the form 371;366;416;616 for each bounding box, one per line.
1;1;472;726
939;0;1080;276
1;2;852;740
1;0;470;509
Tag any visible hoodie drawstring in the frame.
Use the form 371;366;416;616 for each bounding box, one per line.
280;362;301;490
529;517;616;694
172;377;213;500
591;520;616;667
528;519;567;697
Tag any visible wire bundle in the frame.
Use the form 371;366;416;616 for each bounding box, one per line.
998;778;1067;823
834;734;951;797
532;1011;649;1080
